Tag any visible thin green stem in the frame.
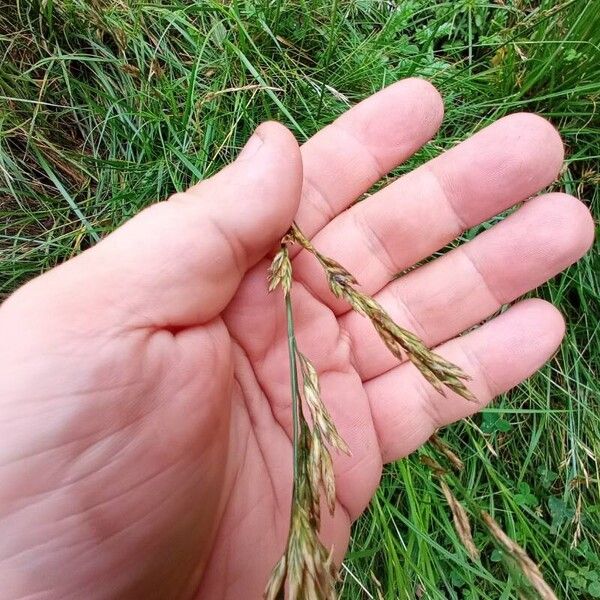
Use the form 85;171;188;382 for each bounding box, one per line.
284;288;301;494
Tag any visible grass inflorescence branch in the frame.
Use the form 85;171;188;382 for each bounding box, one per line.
264;224;477;599
290;224;476;403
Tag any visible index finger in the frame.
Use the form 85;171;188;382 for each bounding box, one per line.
295;78;444;239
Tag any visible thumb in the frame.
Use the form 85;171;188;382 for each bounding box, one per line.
5;122;302;329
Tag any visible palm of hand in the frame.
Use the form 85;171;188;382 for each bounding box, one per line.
0;79;593;600
0;242;378;600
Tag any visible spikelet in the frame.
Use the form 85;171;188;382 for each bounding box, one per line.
440;480;479;561
482;512;559;600
263;555;287;600
298;353;351;456
268;245;292;294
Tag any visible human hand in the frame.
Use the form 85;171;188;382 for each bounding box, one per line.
0;79;593;599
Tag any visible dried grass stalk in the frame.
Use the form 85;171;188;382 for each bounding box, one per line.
481;512;559;600
440;480;479;561
419;455;447;476
429;433;464;471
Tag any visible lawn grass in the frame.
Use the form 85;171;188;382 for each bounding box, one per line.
1;1;599;598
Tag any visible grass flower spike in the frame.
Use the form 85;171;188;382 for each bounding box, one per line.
264;224;476;599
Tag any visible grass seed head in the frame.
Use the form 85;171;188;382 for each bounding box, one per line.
299;353;351;455
285;506;338;600
268;225;477;600
429;433;465;471
268;246;292;293
290;223;477;402
482;512;559;600
263;555;287;600
440;480;479;561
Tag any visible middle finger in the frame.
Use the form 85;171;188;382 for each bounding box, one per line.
293;112;564;311
342;192;593;381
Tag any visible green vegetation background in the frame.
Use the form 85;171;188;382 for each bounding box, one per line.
1;1;598;598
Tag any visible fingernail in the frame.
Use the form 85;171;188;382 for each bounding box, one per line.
238;128;264;161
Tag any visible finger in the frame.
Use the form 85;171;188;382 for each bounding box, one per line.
293;113;565;310
366;299;565;463
343;192;594;380
5;122;302;330
295;78;444;240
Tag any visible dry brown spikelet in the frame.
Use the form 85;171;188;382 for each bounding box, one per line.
268;246;292;293
429;433;465;471
440;480;479;561
481;512;559;600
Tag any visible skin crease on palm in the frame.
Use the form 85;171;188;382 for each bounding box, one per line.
0;78;594;599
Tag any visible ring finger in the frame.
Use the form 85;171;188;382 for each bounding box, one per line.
341;192;593;381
